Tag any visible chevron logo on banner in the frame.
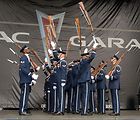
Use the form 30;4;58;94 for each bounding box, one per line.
36;10;65;67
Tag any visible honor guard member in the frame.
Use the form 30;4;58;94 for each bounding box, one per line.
49;58;59;113
89;66;97;114
42;57;59;113
42;57;52;112
77;43;97;115
71;60;80;114
19;45;39;115
106;55;121;116
56;49;67;115
96;61;107;114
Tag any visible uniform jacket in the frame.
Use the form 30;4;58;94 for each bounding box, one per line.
78;51;96;83
109;65;121;90
71;63;79;87
96;69;106;89
65;69;73;90
19;55;32;84
57;59;67;83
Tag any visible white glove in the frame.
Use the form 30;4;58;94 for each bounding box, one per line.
51;41;56;50
84;48;88;53
48;49;53;56
45;57;48;63
92;36;98;49
61;83;66;87
36;66;40;71
29;80;37;86
105;75;110;80
93;43;98;49
32;73;39;80
42;64;45;70
91;75;94;80
59;47;62;51
53;86;57;90
92;79;95;83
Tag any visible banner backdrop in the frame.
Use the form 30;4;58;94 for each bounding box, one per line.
0;0;140;109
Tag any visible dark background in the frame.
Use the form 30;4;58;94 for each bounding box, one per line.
0;0;140;109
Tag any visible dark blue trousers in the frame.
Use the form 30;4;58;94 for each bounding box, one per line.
71;85;80;113
65;87;72;112
97;89;105;113
110;89;120;113
89;91;96;112
19;83;31;113
79;82;89;114
51;85;57;113
57;84;66;113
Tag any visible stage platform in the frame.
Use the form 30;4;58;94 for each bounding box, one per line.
0;110;140;120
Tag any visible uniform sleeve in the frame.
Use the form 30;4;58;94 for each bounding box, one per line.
20;57;31;75
111;65;121;80
97;69;105;81
87;50;96;63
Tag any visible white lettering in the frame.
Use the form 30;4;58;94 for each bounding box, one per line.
12;32;29;44
125;39;140;49
0;31;29;43
69;36;140;50
70;36;86;47
0;31;13;42
108;38;124;48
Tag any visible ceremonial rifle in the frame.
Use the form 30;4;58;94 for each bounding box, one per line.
75;17;82;54
79;1;94;33
79;2;99;52
92;61;108;76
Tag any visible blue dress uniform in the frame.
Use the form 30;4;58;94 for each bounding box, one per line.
56;58;67;114
96;69;106;114
78;51;96;115
109;65;121;114
19;54;32;114
89;75;96;113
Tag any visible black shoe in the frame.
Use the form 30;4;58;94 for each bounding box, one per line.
27;110;32;115
75;111;80;114
81;113;89;116
88;111;94;115
109;112;120;116
19;112;31;116
81;113;87;116
100;112;106;115
114;113;120;116
56;112;64;115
